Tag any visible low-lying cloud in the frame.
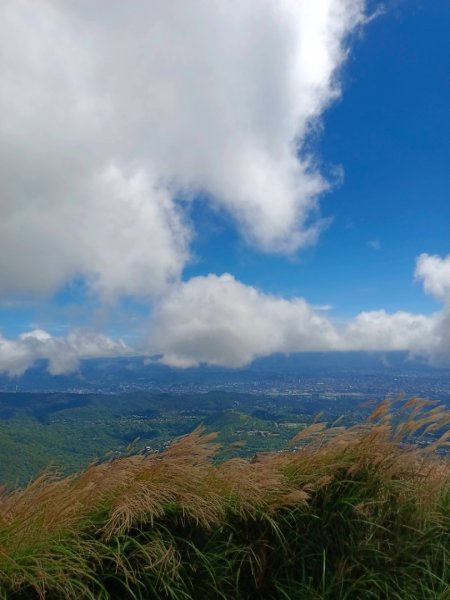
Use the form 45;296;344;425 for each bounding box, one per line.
149;254;449;369
148;274;343;368
0;255;448;376
148;263;445;368
0;330;131;377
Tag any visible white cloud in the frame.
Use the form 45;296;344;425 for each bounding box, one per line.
0;0;365;302
1;254;449;375
431;308;450;365
414;254;450;365
0;329;131;376
148;270;445;368
3;2;447;376
343;309;437;352
415;254;450;301
149;274;343;367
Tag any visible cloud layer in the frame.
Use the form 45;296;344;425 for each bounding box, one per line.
148;268;443;368
0;330;131;377
0;254;448;376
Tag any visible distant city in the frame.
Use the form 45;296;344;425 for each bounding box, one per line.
1;351;449;402
0;351;449;484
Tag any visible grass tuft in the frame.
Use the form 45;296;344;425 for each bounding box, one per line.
0;397;449;598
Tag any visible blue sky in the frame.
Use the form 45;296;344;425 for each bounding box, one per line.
185;2;450;315
0;0;449;374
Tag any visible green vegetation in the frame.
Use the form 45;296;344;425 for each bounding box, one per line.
0;391;343;485
0;398;449;599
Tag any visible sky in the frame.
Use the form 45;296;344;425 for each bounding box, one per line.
0;0;449;375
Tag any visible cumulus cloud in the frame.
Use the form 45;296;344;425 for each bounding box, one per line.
0;330;131;376
149;274;343;367
343;310;437;352
0;0;365;302
1;253;449;374
148;270;445;368
414;254;450;365
3;2;447;376
415;254;450;301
